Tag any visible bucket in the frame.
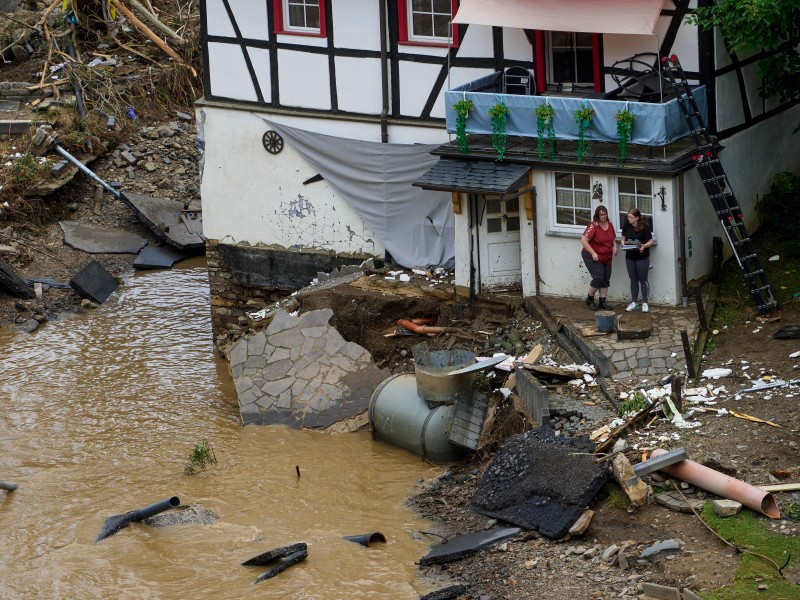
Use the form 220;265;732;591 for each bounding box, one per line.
369;373;465;462
414;349;476;404
595;310;616;333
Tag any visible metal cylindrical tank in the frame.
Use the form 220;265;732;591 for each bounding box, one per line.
369;374;464;462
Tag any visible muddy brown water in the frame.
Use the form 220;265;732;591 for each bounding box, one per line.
0;258;443;599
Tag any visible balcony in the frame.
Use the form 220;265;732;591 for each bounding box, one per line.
444;71;707;148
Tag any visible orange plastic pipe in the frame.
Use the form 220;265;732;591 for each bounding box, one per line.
650;448;780;519
409;317;438;325
396;319;446;334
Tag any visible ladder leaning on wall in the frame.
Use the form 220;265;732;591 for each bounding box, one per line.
661;54;778;317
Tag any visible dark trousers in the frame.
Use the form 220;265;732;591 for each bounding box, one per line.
582;251;611;289
626;258;650;303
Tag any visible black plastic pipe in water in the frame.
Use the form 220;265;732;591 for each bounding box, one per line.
96;496;180;542
0;482;18;491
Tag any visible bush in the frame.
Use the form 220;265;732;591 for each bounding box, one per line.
755;171;800;257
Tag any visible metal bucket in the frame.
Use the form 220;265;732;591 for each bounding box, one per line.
369;373;464;462
414;349;476;405
595;310;616;333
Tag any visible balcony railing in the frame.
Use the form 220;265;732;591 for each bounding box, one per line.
444;71;707;147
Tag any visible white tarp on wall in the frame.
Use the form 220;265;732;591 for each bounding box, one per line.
262;118;455;269
453;0;665;35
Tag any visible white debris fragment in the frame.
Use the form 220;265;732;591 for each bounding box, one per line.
411;269;427;276
790;351;800;358
768;255;780;261
384;276;396;281
568;379;584;386
583;373;594;383
702;367;732;379
398;273;411;282
752;328;762;334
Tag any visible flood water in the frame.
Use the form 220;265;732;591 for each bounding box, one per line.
0;258;443;599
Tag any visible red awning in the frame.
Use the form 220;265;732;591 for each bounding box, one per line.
453;0;666;35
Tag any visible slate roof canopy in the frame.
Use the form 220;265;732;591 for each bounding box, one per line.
413;159;530;195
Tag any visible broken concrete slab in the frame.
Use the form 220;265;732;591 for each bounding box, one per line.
229;308;390;428
133;245;190;270
419;526;521;566
712;499;742;517
0;257;35;299
616;311;651;340
69;260;119;304
144;504;219;527
120;192;204;252
59;221;147;254
469;428;609;539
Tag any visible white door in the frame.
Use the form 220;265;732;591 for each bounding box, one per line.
475;194;522;290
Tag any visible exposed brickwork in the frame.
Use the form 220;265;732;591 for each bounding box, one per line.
205;239;284;349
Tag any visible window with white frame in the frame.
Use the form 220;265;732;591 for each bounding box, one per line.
485;196;521;234
399;0;457;45
278;0;322;34
554;171;592;227
617;177;653;230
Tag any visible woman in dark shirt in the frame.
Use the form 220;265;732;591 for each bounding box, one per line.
620;208;654;312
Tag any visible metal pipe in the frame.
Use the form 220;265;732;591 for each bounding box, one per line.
650;449;780;519
127;496;181;522
0;481;18;491
678;173;688;303
378;0;389;143
54;144;121;199
369;374;464;462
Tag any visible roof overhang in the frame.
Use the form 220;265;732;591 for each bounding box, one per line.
413;160;530;196
452;0;666;35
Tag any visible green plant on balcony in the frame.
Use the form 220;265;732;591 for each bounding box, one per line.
615;108;635;166
452;98;475;154
534;103;556;160
488;102;510;161
573;105;595;163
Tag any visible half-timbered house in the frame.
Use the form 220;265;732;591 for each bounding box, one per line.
197;0;800;340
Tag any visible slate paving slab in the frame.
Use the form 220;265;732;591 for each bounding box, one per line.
59;220;147;254
229;308;390;427
419;526;521;566
133;245;190;269
69;260;119;304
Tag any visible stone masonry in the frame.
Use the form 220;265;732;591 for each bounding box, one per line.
228;308;389;428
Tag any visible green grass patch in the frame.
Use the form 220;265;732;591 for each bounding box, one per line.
600;481;632;511
701;504;800;599
710;233;800;332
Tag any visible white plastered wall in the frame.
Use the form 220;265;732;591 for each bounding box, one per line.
198;106;451;255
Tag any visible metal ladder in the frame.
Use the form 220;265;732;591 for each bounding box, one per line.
661;55;777;316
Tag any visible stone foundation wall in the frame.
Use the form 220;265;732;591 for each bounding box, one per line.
205;239;284;350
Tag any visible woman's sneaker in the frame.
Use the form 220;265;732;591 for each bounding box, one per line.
642;303;649;313
625;302;638;312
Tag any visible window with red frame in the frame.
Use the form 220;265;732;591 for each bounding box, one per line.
398;0;459;47
273;0;326;36
535;31;600;93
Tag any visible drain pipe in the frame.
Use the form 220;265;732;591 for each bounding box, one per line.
0;481;18;491
650;449;780;518
379;0;389;143
369;374;464;462
678;173;688;307
127;496;181;522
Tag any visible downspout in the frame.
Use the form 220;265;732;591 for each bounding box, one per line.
379;0;389;143
650;449;779;518
529;173;540;296
678;172;688;307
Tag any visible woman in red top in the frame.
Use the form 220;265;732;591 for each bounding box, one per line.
580;206;617;310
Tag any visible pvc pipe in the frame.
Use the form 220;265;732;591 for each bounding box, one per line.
128;496;181;522
0;481;18;491
369;374;464;462
396;319;447;335
54;144;121;199
650;449;780;519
